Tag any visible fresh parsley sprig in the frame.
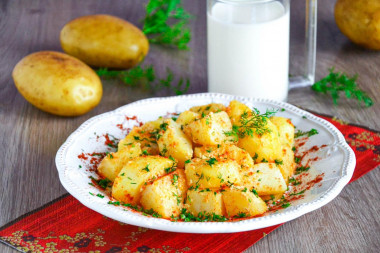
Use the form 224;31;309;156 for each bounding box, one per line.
143;0;191;50
311;68;373;107
225;108;277;140
96;65;190;95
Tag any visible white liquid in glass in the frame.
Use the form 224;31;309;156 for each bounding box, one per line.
207;1;290;101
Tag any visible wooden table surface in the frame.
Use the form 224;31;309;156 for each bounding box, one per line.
1;0;379;252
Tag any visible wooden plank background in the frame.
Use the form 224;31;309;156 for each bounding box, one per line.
0;0;379;252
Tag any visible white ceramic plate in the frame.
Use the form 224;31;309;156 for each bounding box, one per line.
56;93;355;233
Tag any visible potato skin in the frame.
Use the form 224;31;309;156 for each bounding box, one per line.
12;51;102;116
335;0;380;50
60;14;149;68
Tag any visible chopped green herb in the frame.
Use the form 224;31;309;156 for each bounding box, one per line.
165;166;176;173
172;174;179;185
295;166;310;174
289;190;306;196
294;156;301;164
252;153;258;160
185;159;191;164
251;188;259;197
142;164;150;172
261;158;268;163
108;201;121;206
224;108;277;140
274;159;283;165
142;150;149;155
206;157;217;166
281;108;286;112
96;193;104;198
281;203;291;208
294;128;319;138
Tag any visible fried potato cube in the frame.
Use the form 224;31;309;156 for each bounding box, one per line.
140;169;187;218
189;103;226;115
184;111;234;145
222;188;268;218
112;156;175;204
176;110;200;127
244;163;287;195
278;146;296;183
185;158;241;189
97;143;142;182
237;120;282;163
118;126;159;155
226;100;251;126
157;119;193;169
270;116;295;146
194;144;254;171
226;100;282;162
186;189;225;216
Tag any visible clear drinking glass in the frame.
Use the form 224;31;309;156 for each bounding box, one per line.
207;0;317;101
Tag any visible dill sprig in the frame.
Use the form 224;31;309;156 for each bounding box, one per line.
96;65;190;95
225;108;277;140
142;0;191;50
312;68;373;107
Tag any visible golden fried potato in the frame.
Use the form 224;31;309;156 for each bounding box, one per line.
157;119;193;168
270;116;295;147
186;189;225;216
140;170;187;218
112;156;175;204
194;144;253;171
278;146;296;183
184;158;241;189
118;126;159;155
12;51;102;116
222;188;267;218
176;110;200;127
97;143;142;182
60;14;149;68
189;103;226;115
243;163;287;195
184;111;234;145
335;0;380;50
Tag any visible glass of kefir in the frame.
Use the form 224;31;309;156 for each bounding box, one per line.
207;0;317;101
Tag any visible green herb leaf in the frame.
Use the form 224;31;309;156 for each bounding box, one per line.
294;128;319;138
142;0;192;50
312;68;373;107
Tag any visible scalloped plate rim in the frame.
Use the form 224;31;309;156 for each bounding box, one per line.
55;93;356;233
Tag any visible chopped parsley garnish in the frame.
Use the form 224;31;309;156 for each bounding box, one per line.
294;128;319;138
274;159;283;165
169;156;175;162
281;203;291;208
289;190;306;196
90;176;112;189
252;153;258;160
172;174;179;185
294;156;301;163
206;157;217;166
184;159;191;164
160;122;169;131
133;135;140;140
142;164;150;172
261;158;268;163
142;150;149;155
108;201;120;206
235;212;247;218
295;166;310;174
177;209;228;222
289;177;301;186
165;166;176;173
96;193;104;198
251;188;259;197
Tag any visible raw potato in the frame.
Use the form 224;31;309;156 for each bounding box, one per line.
12;51;102;116
184;111;234;145
185;158;241;189
222;189;267;217
157;119;193;168
244;163;287;195
186;189;225;216
335;0;380;50
140;170;187;218
60;14;149;68
112;156;175;204
97;143;142;182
